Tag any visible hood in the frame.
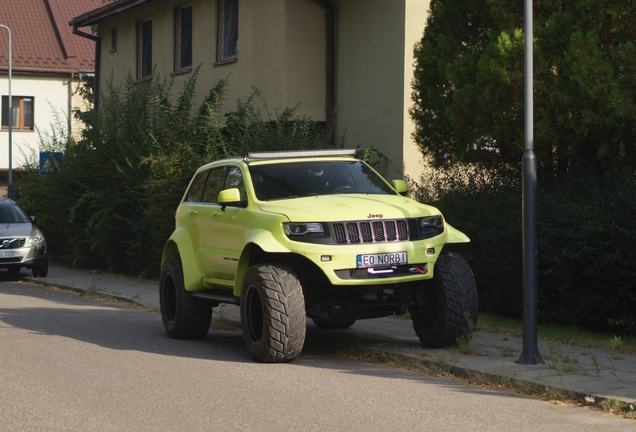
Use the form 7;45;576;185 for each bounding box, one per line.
0;223;37;238
259;194;441;222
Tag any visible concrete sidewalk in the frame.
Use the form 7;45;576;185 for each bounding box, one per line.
28;264;636;407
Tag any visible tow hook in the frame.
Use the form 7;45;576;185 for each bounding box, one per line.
409;265;428;274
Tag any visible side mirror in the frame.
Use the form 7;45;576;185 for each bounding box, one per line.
30;216;36;223
392;180;408;196
218;188;247;209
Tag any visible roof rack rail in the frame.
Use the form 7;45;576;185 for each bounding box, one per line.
246;149;357;160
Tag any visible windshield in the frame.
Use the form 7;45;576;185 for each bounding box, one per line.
249;160;397;201
0;204;30;224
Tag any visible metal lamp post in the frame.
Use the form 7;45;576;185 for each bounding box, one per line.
517;0;543;365
0;25;12;200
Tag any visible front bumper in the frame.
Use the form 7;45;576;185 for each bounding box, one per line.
0;245;47;269
280;235;445;286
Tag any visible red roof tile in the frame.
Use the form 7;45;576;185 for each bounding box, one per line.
0;0;96;73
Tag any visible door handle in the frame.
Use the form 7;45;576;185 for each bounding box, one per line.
213;211;222;218
190;210;198;215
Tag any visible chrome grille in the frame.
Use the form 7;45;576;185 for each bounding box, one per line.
332;220;411;244
359;223;371;242
408;219;418;238
385;221;396;241
333;224;346;242
346;223;359;242
397;220;408;239
372;222;384;241
0;238;25;249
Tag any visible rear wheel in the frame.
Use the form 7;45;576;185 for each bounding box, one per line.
411;252;478;348
160;255;212;339
240;264;306;363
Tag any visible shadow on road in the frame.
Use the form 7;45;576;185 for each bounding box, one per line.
0;281;517;402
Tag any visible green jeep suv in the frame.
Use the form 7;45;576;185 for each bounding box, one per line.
160;149;478;362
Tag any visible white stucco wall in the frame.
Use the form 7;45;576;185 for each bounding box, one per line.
0;74;75;169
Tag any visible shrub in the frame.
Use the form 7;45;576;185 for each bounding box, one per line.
415;163;636;334
16;70;337;277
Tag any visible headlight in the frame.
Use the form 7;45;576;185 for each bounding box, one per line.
284;223;324;236
27;233;45;246
421;216;443;228
415;215;444;239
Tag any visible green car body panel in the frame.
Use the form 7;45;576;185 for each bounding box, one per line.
159;149;478;361
162;152;469;296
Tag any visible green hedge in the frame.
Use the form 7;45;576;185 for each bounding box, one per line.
415;166;636;334
16;71;333;278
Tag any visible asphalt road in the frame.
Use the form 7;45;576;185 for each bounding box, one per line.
0;281;633;431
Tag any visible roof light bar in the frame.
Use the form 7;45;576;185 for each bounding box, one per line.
247;149;357;159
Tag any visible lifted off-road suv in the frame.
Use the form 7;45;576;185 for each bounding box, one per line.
160;149;478;362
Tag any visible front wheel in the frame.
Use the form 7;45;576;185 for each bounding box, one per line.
240;264;306;363
411;252;478;348
160;255;212;339
32;257;49;278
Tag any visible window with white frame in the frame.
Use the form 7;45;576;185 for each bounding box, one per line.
217;0;238;63
1;96;34;131
137;17;153;79
174;2;193;71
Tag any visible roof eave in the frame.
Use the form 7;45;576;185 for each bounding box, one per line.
0;66;88;75
69;0;154;27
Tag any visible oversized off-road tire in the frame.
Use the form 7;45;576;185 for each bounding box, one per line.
240;264;306;363
411;252;478;348
160;255;212;339
32;257;48;278
312;316;356;329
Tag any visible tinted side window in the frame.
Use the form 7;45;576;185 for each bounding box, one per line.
225;166;246;201
201;167;227;203
185;170;209;202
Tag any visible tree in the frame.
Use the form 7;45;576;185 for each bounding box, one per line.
411;0;636;173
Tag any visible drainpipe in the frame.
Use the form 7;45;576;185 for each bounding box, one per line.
72;25;100;109
313;0;335;144
68;72;73;136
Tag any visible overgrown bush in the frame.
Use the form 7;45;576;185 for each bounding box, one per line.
410;0;636;335
16;70;336;278
415;164;636;334
412;0;636;173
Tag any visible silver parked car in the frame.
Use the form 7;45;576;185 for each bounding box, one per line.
0;199;48;277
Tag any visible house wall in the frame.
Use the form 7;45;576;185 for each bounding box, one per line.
0;74;75;170
94;0;430;181
97;0;326;122
334;0;428;181
403;0;430;183
70;75;91;139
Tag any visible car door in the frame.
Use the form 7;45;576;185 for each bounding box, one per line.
187;166;226;280
188;165;247;283
210;166;248;281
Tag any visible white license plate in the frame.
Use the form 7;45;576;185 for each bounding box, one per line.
357;252;407;268
0;250;20;258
